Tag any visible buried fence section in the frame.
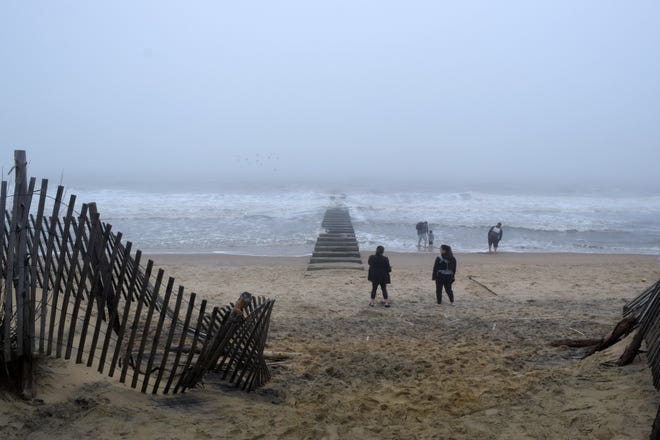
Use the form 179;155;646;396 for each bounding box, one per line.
622;279;660;438
0;150;275;397
624;280;660;387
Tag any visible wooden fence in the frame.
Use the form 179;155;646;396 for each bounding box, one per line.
622;279;660;438
623;279;660;388
0;150;274;398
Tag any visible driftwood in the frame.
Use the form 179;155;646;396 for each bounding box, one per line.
617;329;644;366
550;317;638;358
466;275;498;296
263;350;301;360
550;338;602;348
587;316;638;356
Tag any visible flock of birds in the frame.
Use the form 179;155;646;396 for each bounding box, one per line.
233;153;281;173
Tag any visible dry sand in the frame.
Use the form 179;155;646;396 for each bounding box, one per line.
2;251;659;439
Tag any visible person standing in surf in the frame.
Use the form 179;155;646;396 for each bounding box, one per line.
368;245;392;307
488;222;503;253
415;222;428;248
432;244;457;305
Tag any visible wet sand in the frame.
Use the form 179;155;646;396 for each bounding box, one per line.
1;252;659;439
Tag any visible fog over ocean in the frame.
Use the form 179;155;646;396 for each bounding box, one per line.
51;182;660;256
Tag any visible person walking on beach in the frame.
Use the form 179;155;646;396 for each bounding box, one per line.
428;230;434;248
432;244;457;305
368;245;392;307
488;222;503;253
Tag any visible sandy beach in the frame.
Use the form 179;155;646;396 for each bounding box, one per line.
2;251;659;439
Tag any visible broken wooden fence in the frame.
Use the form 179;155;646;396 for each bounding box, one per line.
621;278;660;438
0;150;274;398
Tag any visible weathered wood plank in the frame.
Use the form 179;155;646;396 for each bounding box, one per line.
15;170;35;361
152;285;185;394
98;241;132;374
75;220;112;363
0;181;7;283
55;204;89;358
120;260;154;385
130;268;164;389
46;194;77;356
29;179;49;354
109;248;141;378
0;180;9;361
174;299;207;393
4;162;23;361
38;185;64;354
88;230;123;368
180;306;219;390
163;292;196;394
233;304;271;387
9;152;34;398
141;276;175;393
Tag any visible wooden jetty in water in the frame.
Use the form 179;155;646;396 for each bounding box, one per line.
308;207;363;271
0;150;275;398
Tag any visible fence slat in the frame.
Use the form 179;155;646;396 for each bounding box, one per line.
98;241;131;373
56;204;89;358
174;299;207;393
231;305;269;386
181;306;219;390
152;285;185;394
4;170;22;361
0;182;7;288
74;220;111;363
120;260;154;385
88;230;123;368
0;181;8;361
141;276;175;393
15;172;35;361
46;195;77;356
29;179;48;355
131;268;164;390
109;248;141;378
163;292;196;394
38;186;64;354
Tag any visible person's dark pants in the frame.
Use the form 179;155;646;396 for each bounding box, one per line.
489;237;500;250
371;282;388;300
435;277;454;304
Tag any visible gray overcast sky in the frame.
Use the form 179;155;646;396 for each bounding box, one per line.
1;1;659;190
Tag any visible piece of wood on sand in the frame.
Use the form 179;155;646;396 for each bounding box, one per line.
550;316;638;357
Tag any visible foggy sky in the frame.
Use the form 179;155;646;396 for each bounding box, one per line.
1;1;659;191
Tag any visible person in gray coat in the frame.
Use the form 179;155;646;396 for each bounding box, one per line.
432;244;457;305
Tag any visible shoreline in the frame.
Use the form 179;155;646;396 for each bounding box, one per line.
144;250;660;270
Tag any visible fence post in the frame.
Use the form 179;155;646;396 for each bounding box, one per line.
13;150;35;398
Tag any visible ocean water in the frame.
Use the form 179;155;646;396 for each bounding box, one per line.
51;185;660;257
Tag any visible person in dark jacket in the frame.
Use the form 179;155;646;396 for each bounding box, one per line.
368;245;392;307
432;244;457;305
488;222;503;253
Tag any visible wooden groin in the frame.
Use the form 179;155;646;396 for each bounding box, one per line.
308;207;363;271
0;150;275;398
